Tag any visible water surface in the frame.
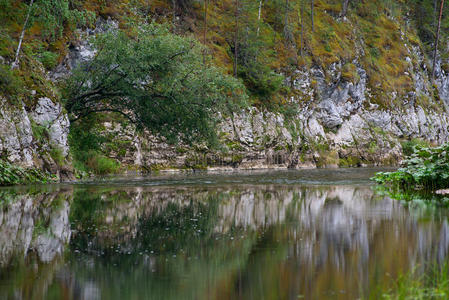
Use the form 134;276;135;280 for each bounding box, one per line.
0;168;448;299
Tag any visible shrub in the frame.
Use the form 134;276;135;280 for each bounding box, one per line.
38;51;59;69
0;160;55;186
373;143;449;191
49;146;65;166
68;114;121;175
86;153;120;175
401;138;430;157
0;65;24;98
31;120;50;143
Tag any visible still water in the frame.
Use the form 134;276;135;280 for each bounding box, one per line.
0;168;448;299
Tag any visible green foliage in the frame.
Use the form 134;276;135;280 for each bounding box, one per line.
65;22;248;146
373;143;449;191
31;120;50;143
68;114;121;175
0;160;55;186
38;51;59;69
383;263;449;299
374;184;449;210
229;0;285;101
0;65;24;99
238;63;284;100
31;0;94;41
49;146;65;166
86;152;120;175
401;138;431;157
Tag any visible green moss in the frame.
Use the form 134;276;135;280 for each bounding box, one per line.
315;149;339;168
341;63;360;83
368;141;378;154
338;156;362;167
176;147;188;154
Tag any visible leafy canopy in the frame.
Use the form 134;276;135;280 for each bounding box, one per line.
64;23;248;145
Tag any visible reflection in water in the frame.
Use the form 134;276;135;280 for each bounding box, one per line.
1;176;449;299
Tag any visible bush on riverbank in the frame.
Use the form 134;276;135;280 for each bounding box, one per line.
0;160;55;186
373;143;449;191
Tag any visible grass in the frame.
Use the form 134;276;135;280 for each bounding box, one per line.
382;264;449;299
49;146;65;166
86;153;120;175
31;120;50;143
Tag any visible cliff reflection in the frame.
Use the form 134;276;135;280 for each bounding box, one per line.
1;183;449;299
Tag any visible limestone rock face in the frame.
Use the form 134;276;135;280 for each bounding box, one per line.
0;96;73;180
0;98;34;166
30;97;71;156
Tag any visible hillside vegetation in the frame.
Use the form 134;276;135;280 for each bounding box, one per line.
1;0;448;107
1;0;449;178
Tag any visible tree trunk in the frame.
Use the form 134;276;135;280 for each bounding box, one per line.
172;0;176;24
300;0;304;56
234;0;240;78
434;0;438;27
432;0;445;83
257;0;263;36
11;0;34;70
203;0;208;45
341;0;350;18
284;0;290;42
311;0;314;32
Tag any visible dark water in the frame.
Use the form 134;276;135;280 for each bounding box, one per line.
0;168;448;299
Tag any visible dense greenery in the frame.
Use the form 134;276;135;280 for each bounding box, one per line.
68;115;121;175
64;22;248;145
0;160;55;186
373;143;449;190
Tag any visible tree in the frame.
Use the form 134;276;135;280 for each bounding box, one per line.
284;0;294;45
203;0;209;63
341;0;350;18
228;0;284;101
11;0;34;69
300;0;305;56
234;0;240;77
257;0;263;36
432;0;444;83
311;0;314;32
64;23;248;145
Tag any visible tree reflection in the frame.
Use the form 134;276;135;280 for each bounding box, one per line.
1;183;449;299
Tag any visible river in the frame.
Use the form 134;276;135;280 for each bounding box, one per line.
0;168;448;299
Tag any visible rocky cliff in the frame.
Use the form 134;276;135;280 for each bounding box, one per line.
0;96;73;180
80;30;449;171
2;11;449;175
